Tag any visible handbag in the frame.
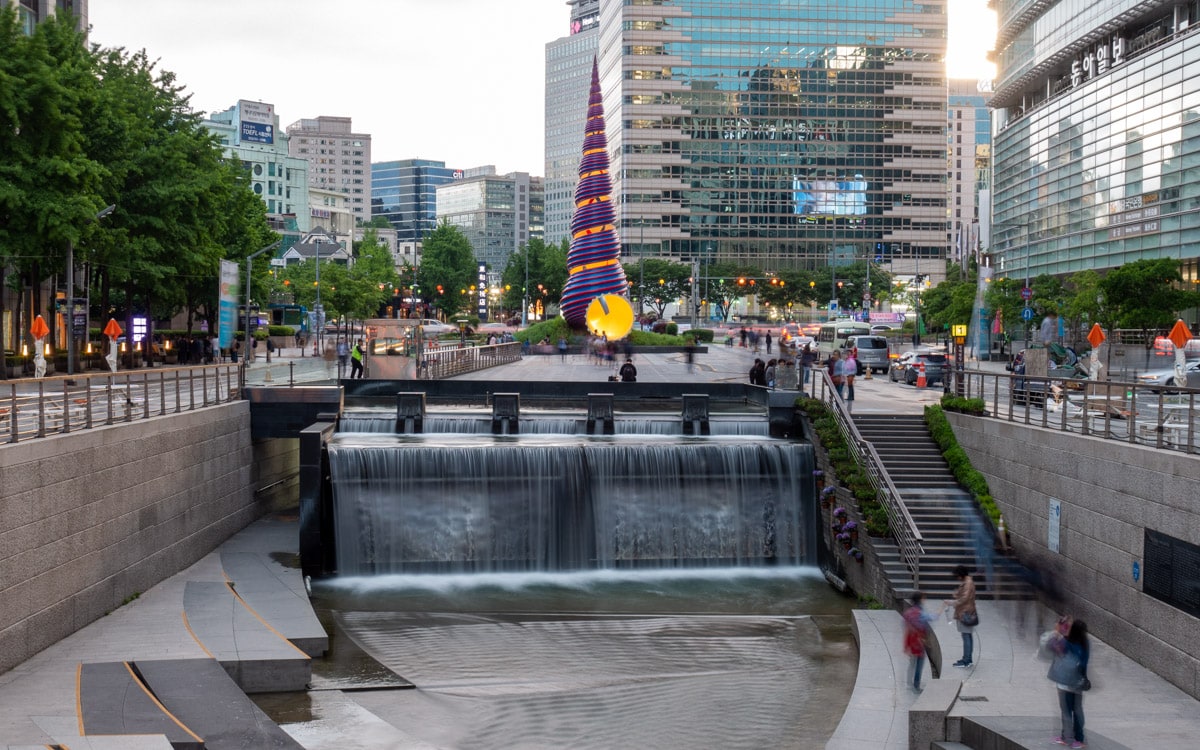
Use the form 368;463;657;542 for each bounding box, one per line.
959;610;979;627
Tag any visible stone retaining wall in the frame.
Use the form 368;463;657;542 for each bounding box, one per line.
0;402;258;674
946;412;1200;700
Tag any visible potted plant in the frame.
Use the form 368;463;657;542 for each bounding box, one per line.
820;485;837;508
833;507;848;522
843;520;858;543
848;546;864;562
836;532;852;550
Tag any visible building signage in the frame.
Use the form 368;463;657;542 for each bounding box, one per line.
1107;193;1161;240
238;99;275;145
1071;35;1127;87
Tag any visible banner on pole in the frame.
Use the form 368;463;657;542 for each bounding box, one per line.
219;259;239;349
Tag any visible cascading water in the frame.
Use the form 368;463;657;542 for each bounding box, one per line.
327;433;814;575
337;413;770;436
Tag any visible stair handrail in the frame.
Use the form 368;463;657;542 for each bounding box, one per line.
809;369;925;589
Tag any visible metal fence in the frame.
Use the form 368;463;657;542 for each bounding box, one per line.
809;369;925;588
952;369;1198;455
418;342;523;379
2;365;240;444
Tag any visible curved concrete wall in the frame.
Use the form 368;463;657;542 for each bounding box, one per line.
946;413;1200;700
0;403;259;674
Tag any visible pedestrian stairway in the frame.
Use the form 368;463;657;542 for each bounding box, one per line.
852;414;1031;601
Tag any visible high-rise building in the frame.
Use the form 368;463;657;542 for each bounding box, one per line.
544;0;601;244
370;159;458;246
7;0;86;34
597;0;949;279
286;116;372;227
990;0;1199;286
202;100;311;235
948;80;991;269
436;167;545;281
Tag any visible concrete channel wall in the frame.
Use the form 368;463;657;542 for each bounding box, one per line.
0;402;267;674
946;412;1200;700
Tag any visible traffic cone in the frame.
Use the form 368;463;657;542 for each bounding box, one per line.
916;361;927;388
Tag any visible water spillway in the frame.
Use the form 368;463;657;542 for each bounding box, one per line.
327;433;815;575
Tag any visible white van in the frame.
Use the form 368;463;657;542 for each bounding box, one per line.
814;320;871;359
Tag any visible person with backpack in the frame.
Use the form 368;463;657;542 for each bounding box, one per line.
903;592;938;691
618;358;637;382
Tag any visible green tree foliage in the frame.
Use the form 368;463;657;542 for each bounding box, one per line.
501;238;568;318
418;222;478;319
920;265;976;333
0;10;106;351
626;258;691;320
1099;258;1200;331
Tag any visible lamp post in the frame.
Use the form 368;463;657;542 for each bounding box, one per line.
67;204;116;375
245;240;282;366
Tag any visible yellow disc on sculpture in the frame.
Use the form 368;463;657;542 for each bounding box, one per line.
585;294;634;340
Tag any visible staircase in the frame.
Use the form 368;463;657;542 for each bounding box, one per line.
852;414;1030;601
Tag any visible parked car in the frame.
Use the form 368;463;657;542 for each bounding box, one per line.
1135;359;1200;390
870;324;897;334
1151;336;1200;359
889;350;947;386
843;335;890;374
779;323;814;352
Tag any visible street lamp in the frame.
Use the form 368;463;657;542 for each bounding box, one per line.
245;239;282;365
67;203;115;375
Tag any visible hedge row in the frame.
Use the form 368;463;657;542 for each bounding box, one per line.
924;400;1000;525
799;397;890;537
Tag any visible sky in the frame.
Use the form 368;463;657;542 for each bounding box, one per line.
88;0;997;176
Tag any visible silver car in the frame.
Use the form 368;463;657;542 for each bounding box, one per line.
1135;359;1200;391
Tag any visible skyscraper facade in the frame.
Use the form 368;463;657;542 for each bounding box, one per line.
286;116;372;226
544;0;601;244
370;159;458;245
596;0;948;277
7;0;85;34
990;0;1200;286
436;168;545;281
203;100;311;234
948;80;991;268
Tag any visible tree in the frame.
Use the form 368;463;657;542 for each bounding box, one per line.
1099;258;1200;332
1060;269;1104;348
501;238;568;319
628;258;691;320
0;10;106;357
417;222;477;319
921;274;976;334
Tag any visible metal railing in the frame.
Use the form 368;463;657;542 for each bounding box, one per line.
2;364;240;444
951;368;1198;454
418;341;523;379
809;370;925;588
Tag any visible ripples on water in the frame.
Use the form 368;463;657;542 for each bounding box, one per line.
275;568;857;750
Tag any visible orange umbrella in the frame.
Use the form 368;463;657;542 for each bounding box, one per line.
30;314;49;340
103;318;123;342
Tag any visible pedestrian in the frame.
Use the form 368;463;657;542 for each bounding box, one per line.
558;336;568;361
749;358;766;386
336;339;350;374
765;330;773;354
827;350;844;397
1047;619;1090;748
765;358;777;389
903;592;938;691
945;565;978;667
350;338;365;379
684;340;696;373
619;357;637;382
843;348;858;410
801;344;816;386
210;336;221;363
1040;311;1059;347
230;339;240;364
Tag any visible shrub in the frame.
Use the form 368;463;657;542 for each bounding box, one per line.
940;394;987;415
665;322;679;336
267;325;294;337
689;328;714;343
798;397;891;537
924;404;1000;526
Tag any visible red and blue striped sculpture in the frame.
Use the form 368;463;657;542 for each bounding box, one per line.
560;58;629;328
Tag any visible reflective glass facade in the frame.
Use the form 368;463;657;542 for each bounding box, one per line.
545;0;600;244
597;0;948;272
436;171;544;280
370;159;457;244
991;0;1200;283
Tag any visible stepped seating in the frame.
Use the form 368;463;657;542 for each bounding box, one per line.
852;414;1031;601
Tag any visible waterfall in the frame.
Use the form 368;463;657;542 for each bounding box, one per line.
328;434;814;574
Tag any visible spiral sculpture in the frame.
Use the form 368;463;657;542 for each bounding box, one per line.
559;58;629;328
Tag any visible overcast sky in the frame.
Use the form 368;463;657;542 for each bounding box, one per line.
87;1;994;176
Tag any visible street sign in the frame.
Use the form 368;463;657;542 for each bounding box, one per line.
1020;287;1033;300
1021;307;1034;321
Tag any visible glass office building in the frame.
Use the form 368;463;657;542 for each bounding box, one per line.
370;159;458;244
990;0;1200;285
597;0;948;274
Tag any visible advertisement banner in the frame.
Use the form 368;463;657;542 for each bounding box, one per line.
238;99;275;145
219;259;239;349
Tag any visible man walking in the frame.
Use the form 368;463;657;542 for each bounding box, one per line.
350;338;365;379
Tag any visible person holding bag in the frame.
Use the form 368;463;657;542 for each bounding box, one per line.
1047;619;1090;748
945;564;978;667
